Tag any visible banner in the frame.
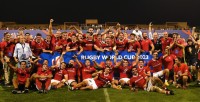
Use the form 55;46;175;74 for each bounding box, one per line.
39;51;153;66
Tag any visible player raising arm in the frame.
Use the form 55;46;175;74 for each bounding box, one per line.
5;57;32;94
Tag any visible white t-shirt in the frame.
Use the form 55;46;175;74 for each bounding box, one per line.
13;43;32;60
132;30;142;38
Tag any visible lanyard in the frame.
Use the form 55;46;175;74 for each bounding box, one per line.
21;43;25;53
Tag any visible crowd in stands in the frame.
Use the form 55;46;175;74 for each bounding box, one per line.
0;19;200;95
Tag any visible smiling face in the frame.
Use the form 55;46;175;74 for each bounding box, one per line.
104;67;110;74
69;60;75;65
71;35;77;42
106;60;111;66
132;67;137;75
85;60;91;67
61;32;68;39
43;60;49;65
153;32;158;40
122;60;129;67
130;34;135;40
152;52;158;59
78;34;83;41
163;32;168;38
118;33;124;40
88;28;94;33
36;35;42;42
20;61;26;69
42;64;48;71
61;62;67;69
105;37;111;44
19;36;26;43
97;34;102;40
173;33;177;39
174;57;182;67
138;60;144;68
55;31;61;38
142;32;148;39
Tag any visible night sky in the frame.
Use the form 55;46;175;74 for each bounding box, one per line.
0;0;200;26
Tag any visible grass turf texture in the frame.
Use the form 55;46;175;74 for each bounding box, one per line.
0;83;200;102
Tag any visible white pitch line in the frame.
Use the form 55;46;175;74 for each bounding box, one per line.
103;88;111;102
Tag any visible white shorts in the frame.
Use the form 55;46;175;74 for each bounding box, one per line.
87;79;98;90
119;78;130;84
65;79;76;86
51;79;60;84
83;78;93;82
144;78;153;92
153;70;164;77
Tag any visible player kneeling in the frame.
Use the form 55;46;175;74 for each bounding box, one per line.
5;57;31;94
173;57;191;89
35;64;53;93
71;67;112;90
129;67;174;95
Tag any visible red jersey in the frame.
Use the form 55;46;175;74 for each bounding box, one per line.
129;74;146;89
16;68;31;84
140;39;153;52
54;69;68;81
128;41;141;52
80;66;96;80
162;54;176;70
101;42;114;51
174;63;190;76
170;39;184;58
160;37;173;53
36;63;45;72
51;35;60;52
115;39;128;51
0;41;15;58
147;59;162;73
94;73;112;88
67;32;76;37
43;40;51;50
67;41;79;50
99;62;114;72
94;40;103;48
57;39;68;52
119;66;132;78
37;69;52;81
31;40;46;56
82;39;93;51
137;66;150;76
66;68;76;80
198;51;200;60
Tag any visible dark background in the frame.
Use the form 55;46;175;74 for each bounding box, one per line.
0;0;200;26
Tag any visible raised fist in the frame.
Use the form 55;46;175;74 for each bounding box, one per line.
50;19;54;23
125;27;128;30
149;22;152;26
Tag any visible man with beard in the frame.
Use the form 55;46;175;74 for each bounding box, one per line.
5;57;32;94
140;32;154;55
